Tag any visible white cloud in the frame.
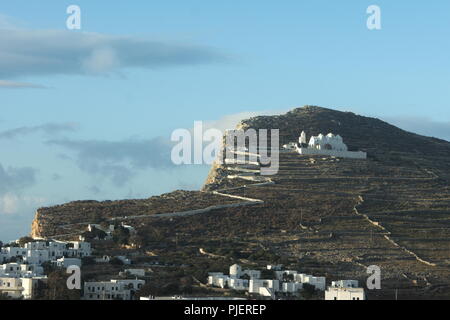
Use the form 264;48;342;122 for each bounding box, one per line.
0;193;46;215
202;109;286;132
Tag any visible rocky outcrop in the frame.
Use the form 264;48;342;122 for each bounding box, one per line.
31;210;45;238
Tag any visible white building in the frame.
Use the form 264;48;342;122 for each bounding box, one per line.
331;280;359;288
86;223;136;240
1;240;91;266
208;273;229;288
249;279;280;293
302;275;326;291
282;282;303;294
296;132;367;159
266;264;283;271
275;270;298;281
325;287;366;300
249;279;280;299
56;257;82;268
83;279;145;300
299;131;307;145
282;142;298;150
24;249;50;265
1;247;28;262
228;278;249;291
0;263;44;278
229;264;260;279
229;264;242;278
208;264;326;298
0;276;46;299
124;269;146;277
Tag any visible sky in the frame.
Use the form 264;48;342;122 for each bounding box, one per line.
0;1;449;242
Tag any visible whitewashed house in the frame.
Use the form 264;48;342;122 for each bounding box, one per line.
83;279;145;300
0;263;44;278
249;279;280;294
1;247;28;262
24;249;50;265
123;269;146;277
325;287;366;300
282;282;303;294
249;279;280;299
56;257;82;268
0;240;91;269
275;270;298;281
228;278;249;291
229;264;261;279
0;276;46;299
331;280;359;288
208;273;229;288
229;264;242;278
302;275;326;291
266;264;283;271
282;142;298;151
208;264;326;298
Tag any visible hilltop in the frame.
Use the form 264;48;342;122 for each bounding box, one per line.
30;106;450;299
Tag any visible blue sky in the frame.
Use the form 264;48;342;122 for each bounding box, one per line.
1;1;449;241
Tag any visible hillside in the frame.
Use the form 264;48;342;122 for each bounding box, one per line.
30;106;450;299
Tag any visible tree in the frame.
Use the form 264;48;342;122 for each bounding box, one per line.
81;256;96;266
283;273;294;282
0;293;12;300
18;236;34;247
260;269;276;280
35;271;81;300
300;283;317;300
41;261;56;274
109;257;124;266
112;226;130;245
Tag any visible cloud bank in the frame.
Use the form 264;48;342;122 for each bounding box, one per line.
46;137;174;186
0;28;226;78
0;163;41;216
0;163;37;194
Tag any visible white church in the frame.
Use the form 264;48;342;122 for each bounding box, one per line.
284;131;367;159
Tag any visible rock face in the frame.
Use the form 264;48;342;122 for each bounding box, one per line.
31;211;44;239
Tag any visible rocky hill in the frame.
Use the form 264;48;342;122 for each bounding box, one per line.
31;106;450;299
